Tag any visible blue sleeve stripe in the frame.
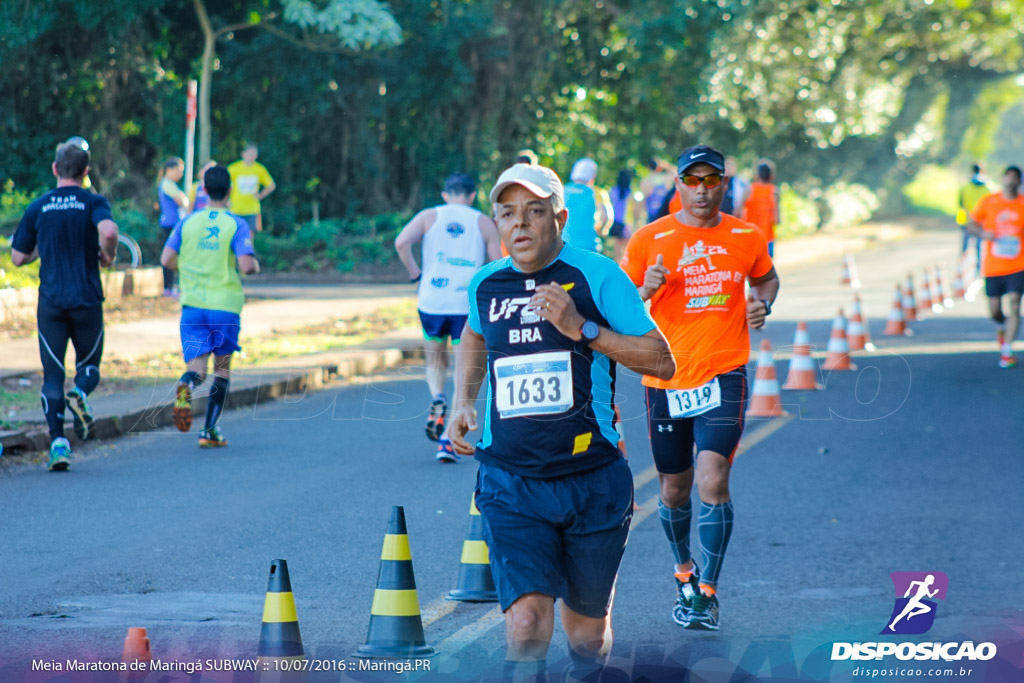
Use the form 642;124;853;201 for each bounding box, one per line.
558;247;656;336
589;353;621;447
467;257;510;333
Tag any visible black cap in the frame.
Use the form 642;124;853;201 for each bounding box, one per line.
677;145;726;175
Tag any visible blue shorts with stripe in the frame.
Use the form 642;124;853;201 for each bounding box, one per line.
418;310;467;343
474;458;633;618
180;306;241;361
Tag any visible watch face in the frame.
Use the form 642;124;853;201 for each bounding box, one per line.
582;321;600;340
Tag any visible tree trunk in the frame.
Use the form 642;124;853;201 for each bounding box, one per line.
193;0;216;165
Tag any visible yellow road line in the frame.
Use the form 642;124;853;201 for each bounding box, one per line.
435;606;505;655
421;599;458;628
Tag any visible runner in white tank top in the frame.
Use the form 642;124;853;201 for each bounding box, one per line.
395;172;503;462
418;203;488;314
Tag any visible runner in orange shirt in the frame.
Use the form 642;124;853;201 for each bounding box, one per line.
968;165;1024;368
621;144;780;631
742;160;780;257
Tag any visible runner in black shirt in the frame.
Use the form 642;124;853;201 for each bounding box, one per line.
11;138;119;471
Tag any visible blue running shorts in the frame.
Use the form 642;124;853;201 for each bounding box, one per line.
180;306;242;361
474;458;633;618
418;310;467;344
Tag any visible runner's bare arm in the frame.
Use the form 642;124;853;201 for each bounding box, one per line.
532;282;675;380
160;246;178;271
238;254;260;275
747;266;780;329
479;214;503;262
10;248;38;266
97;218;119;266
394;209;434;280
967;218;994;240
450;326;488;455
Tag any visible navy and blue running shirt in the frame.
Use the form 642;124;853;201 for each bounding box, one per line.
12;187;113;309
467;245;657;478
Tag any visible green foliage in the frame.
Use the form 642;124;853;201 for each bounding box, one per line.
0;236;40;289
282;0;402;48
0;182;34;234
903;165;962;216
256;213;410;273
778;187;820;239
2;0;1024;259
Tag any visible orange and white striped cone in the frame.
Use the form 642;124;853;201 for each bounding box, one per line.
883;284;908;336
823;310;856;371
841;253;861;288
952;264;966;301
747;339;788;417
847;295;872;351
918;270;933;315
929;267;945;313
903;274;918;322
936;266;954;308
782;322;823;390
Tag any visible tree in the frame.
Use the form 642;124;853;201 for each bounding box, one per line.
191;0;402;164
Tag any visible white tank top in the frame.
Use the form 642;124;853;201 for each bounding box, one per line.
418;203;487;315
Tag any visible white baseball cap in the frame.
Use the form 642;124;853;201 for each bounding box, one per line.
489;163;565;206
570;157;598;183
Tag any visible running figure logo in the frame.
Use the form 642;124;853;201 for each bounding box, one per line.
881;571;948;635
678;241;718;271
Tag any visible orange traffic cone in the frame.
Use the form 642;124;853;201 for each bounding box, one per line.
918;270;932;315
823;310;856;371
847;295;872;351
903;274;918;322
120;627;151;682
929;267;945;313
447;494;498;602
122;627;151;663
937;266;950;309
883;284;908;336
747;339;788;417
782;322;822;390
840;253;861;288
953;263;966;300
356;506;436;659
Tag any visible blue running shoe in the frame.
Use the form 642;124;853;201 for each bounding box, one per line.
48;438;71;472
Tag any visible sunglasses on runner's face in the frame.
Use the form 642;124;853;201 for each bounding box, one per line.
679;173;723;188
66;136;90;151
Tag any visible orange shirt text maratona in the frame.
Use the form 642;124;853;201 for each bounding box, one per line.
970;192;1024;278
621;213;773;389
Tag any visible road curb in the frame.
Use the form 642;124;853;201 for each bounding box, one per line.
0;346;420;463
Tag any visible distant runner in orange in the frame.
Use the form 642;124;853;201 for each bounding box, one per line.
743;160;780;257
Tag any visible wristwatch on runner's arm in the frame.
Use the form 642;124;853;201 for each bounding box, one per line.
580;320;601;342
761;299;772;316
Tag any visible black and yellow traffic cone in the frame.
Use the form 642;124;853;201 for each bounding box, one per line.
356;506;436;659
447;495;498;602
257;559;304;661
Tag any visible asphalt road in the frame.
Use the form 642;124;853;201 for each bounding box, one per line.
1;229;1022;682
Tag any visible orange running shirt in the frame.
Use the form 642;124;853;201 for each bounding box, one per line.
621;213;774;389
970;192;1024;277
742;182;777;244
